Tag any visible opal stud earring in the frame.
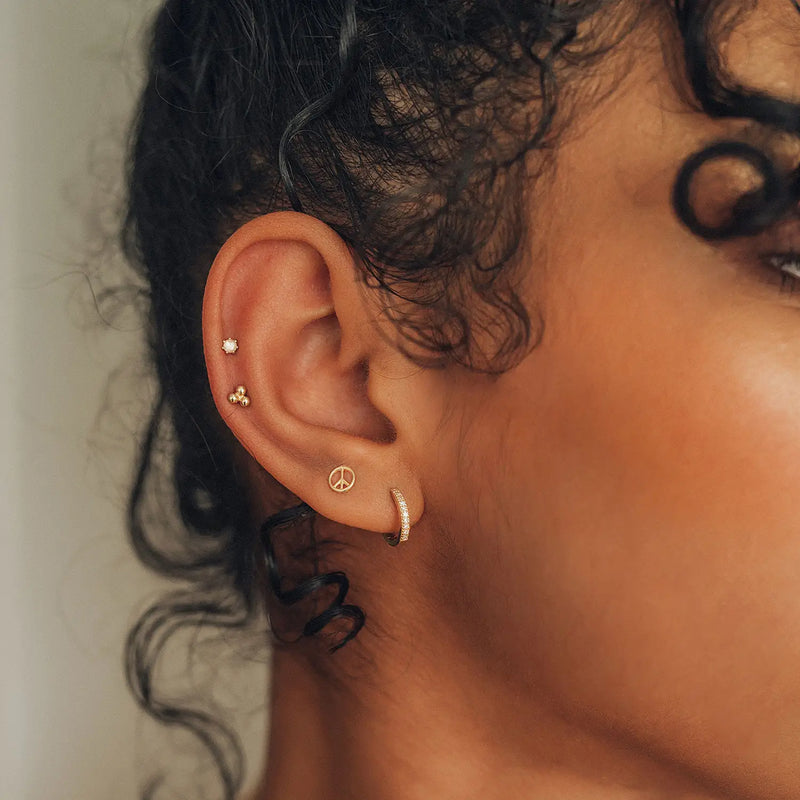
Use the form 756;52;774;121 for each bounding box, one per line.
222;338;239;355
228;385;250;407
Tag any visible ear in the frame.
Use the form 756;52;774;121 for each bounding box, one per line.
202;211;424;537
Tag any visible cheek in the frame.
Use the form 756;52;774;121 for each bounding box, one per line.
479;253;800;783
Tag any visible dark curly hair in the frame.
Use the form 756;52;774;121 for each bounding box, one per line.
120;1;800;797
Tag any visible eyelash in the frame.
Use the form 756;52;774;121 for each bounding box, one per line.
764;252;800;293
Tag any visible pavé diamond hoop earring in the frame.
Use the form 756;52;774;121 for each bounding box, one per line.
383;487;411;547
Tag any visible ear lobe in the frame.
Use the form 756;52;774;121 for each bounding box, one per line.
201;211;424;536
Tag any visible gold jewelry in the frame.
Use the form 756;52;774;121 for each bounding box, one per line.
228;385;251;407
222;338;239;355
328;465;356;493
384;487;410;547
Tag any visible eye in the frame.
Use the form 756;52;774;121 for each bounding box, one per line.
763;252;800;293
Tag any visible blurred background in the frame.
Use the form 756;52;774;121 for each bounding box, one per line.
1;2;266;798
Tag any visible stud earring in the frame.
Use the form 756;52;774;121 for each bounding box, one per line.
222;338;239;355
328;465;356;493
383;487;411;546
228;385;251;407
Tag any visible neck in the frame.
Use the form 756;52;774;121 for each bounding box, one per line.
253;623;723;800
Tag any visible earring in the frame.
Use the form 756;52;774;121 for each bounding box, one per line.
228;385;251;407
328;465;356;493
222;338;239;355
383;487;411;547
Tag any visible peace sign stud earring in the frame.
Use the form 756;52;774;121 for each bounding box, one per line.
328;465;356;493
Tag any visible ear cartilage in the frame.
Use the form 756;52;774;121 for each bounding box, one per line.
222;338;239;355
228;385;251;407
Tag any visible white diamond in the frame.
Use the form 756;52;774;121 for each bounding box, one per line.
222;338;239;354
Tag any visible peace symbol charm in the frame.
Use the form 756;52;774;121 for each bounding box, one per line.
328;465;356;493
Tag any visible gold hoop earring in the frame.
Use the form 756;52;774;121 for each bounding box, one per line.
383;487;410;547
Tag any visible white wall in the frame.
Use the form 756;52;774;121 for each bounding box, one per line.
1;2;267;798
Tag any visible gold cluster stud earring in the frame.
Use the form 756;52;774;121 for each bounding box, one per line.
228;385;250;407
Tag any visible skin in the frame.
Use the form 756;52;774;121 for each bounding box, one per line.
201;4;800;799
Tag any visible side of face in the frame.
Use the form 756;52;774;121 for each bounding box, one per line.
431;7;800;797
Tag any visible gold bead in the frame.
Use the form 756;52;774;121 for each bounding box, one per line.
227;385;250;407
